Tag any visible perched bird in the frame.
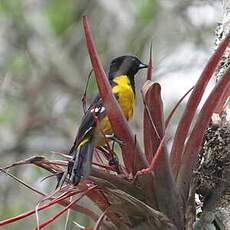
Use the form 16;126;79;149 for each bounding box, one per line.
59;55;148;186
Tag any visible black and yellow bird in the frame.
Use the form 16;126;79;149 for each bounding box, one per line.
61;55;148;186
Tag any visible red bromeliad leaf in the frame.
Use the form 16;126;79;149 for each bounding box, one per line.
165;86;194;129
141;81;183;228
153;150;183;229
146;43;153;81
105;188;178;229
82;16;156;209
142;81;164;163
136;135;167;177
214;82;230;113
141;80;163;208
87;189;128;228
91;167;145;201
82;16;148;174
177;65;230;206
62;202;98;221
87;190;109;212
170;33;230;177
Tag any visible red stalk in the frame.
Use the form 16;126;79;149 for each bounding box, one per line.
0;188;99;227
82;16;148;174
214;81;230;113
33;186;97;230
82;16;158;207
177;66;230;205
165;86;194;128
135;135;167;177
146;43;153;81
170;33;230;177
0;191;77;227
141;81;182;228
142;81;164;163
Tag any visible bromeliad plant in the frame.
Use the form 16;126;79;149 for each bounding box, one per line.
1;16;230;230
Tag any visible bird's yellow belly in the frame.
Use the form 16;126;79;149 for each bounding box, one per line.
96;78;135;146
112;74;135;121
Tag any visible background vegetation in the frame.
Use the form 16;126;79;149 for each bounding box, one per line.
0;0;222;229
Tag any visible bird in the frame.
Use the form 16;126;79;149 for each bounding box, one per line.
58;55;148;186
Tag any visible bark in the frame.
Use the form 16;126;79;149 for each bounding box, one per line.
194;1;230;229
214;1;230;228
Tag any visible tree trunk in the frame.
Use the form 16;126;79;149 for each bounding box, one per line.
194;1;230;229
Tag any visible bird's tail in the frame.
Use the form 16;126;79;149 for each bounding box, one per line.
68;137;96;185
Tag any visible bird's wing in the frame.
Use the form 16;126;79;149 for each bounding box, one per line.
69;95;106;154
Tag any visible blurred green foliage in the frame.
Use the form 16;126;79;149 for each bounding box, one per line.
45;0;77;36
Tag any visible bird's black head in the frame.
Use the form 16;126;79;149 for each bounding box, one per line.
108;55;148;80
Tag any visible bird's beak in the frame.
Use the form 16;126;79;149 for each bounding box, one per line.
138;63;148;70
